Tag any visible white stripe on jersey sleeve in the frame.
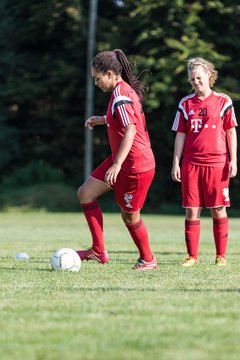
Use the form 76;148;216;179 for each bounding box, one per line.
172;111;181;131
111;95;132;115
172;93;195;131
112;85;132;126
179;102;188;120
215;92;238;125
220;98;232;118
231;108;238;125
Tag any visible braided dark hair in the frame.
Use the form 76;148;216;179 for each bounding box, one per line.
92;49;148;102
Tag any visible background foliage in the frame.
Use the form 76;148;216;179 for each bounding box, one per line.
0;0;239;212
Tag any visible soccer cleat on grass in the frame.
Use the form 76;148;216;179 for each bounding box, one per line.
215;256;227;266
181;256;198;267
76;248;109;264
132;256;157;270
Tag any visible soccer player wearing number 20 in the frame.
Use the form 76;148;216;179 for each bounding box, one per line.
172;58;237;267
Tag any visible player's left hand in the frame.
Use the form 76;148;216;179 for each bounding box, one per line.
229;160;237;178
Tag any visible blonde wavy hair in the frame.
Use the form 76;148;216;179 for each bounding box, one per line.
187;57;218;88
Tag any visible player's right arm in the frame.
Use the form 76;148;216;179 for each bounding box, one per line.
85;115;106;129
171;132;186;182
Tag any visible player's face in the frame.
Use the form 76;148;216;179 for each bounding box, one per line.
188;66;210;96
91;68;114;92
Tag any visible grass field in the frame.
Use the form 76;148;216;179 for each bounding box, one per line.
0;212;240;360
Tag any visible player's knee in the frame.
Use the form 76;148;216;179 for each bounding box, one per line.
77;186;82;202
77;185;87;203
210;206;226;219
123;217;132;226
121;211;140;226
185;208;201;221
77;184;96;204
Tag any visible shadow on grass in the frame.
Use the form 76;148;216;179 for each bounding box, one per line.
176;288;240;293
109;250;186;255
0;266;51;272
51;286;159;292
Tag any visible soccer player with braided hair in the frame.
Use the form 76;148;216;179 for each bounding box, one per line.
172;57;238;267
77;49;157;270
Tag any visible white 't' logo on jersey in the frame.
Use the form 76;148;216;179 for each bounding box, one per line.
191;119;202;133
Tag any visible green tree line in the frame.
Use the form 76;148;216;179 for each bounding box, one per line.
0;0;239;212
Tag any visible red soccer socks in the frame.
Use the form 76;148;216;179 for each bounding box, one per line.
81;201;105;254
213;217;228;259
126;219;153;262
185;219;201;260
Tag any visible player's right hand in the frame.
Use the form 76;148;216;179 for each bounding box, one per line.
171;164;181;182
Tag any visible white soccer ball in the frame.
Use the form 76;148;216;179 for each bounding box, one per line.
51;248;81;272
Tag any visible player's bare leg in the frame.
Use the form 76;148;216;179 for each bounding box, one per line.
210;206;227;219
77;176;111;203
185;207;202;221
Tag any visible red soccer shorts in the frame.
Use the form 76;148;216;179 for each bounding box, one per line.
91;155;155;213
181;162;230;208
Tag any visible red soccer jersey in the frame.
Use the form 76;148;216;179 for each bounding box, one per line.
105;81;155;173
172;91;237;166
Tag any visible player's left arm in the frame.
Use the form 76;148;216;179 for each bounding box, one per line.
105;124;136;186
226;127;237;178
